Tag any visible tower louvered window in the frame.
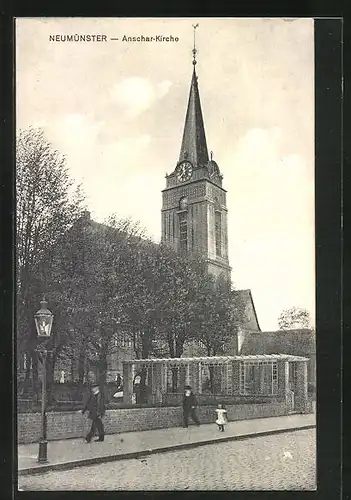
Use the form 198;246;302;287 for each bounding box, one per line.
179;212;188;252
215;211;222;256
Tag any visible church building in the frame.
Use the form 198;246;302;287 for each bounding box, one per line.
161;46;231;282
161;35;260;357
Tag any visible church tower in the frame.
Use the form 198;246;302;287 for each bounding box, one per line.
161;28;231;282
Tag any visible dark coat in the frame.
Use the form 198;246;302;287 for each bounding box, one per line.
182;392;197;411
82;391;105;419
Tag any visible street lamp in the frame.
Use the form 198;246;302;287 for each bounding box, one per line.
34;297;54;463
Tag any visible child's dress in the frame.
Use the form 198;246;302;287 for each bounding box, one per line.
215;408;227;425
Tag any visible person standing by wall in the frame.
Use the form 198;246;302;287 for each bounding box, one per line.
133;374;141;404
115;373;122;391
82;385;105;442
113;373;123;400
182;385;200;428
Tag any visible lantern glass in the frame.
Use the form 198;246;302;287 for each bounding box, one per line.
34;299;54;338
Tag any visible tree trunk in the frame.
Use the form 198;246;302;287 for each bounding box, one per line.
22;351;32;397
171;367;178;392
133;332;141;359
140;367;148;404
46;351;56;405
141;324;153;359
84;361;90;385
31;352;39;404
96;348;108;403
175;343;183;358
209;366;214;393
97;355;107;385
78;353;85;382
167;332;175;358
70;358;75;382
76;352;86;401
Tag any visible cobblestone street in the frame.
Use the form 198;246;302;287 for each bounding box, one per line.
19;429;316;490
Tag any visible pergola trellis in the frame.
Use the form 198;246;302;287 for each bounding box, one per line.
122;354;310;412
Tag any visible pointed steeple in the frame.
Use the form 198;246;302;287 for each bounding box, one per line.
179;26;209;167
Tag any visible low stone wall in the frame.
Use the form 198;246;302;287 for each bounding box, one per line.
18;402;290;445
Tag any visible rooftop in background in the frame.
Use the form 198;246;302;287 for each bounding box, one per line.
241;329;315;357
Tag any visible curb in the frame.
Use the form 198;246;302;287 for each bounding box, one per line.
18;424;315;476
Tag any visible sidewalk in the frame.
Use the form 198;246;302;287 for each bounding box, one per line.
18;413;316;476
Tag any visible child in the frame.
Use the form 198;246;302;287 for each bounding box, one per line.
215;403;227;432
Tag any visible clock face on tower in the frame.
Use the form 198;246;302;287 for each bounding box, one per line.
176;161;193;182
207;160;220;179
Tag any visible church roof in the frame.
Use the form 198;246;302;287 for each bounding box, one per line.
179;66;209;167
233;289;261;331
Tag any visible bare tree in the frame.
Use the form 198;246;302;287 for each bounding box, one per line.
16;127;85;396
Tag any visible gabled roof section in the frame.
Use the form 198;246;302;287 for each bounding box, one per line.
62;210;155;254
234;289;261;331
179;67;209;167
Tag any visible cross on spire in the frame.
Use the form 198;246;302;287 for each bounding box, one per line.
192;23;199;66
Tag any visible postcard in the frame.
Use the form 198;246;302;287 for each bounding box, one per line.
16;17;316;491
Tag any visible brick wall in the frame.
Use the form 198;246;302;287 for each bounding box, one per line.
17;402;289;444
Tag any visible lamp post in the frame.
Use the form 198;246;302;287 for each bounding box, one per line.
34;297;54;463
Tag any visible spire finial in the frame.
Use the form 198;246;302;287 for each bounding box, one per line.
210;151;213;160
192;23;199;66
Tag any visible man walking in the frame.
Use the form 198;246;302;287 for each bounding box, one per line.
182;385;200;427
82;385;105;442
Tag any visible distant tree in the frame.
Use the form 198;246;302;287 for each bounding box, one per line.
278;306;312;330
16;127;85;397
193;276;244;356
149;244;207;359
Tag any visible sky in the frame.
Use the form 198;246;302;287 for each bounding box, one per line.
16;17;315;330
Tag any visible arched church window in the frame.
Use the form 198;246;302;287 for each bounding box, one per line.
215;211;222;257
179;196;188;211
179;211;188;252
